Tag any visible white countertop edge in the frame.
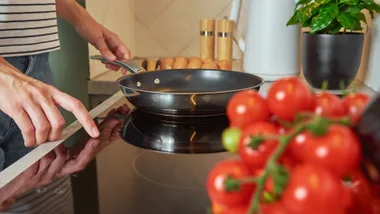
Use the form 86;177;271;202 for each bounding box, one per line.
0;91;124;189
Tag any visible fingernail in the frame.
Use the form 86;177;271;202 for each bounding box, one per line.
92;127;100;137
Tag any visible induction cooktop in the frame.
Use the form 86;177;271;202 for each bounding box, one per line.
120;109;229;154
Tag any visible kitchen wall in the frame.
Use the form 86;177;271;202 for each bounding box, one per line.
134;0;248;60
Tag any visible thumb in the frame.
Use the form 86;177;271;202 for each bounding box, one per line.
95;38;116;61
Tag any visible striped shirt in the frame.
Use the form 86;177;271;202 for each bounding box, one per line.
0;0;60;58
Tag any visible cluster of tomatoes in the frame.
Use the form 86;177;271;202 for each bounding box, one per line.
207;77;379;214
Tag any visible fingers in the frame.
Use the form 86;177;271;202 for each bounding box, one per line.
56;138;99;177
40;100;66;141
11;108;36;147
94;37;116;62
103;29;130;60
23;100;50;145
52;90;99;138
99;29;131;73
40;145;68;184
105;63;120;71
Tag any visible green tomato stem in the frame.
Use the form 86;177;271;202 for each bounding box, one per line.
246;125;306;214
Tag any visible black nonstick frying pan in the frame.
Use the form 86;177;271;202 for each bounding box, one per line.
91;55;265;117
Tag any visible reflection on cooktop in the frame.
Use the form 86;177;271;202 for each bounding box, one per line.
121;110;229;153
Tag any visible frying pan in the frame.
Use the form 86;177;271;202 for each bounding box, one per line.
90;55;264;117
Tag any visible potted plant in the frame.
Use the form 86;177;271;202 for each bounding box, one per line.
287;0;380;91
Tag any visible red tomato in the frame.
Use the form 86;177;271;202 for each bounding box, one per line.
288;131;310;161
372;199;380;214
282;164;349;214
207;160;255;207
302;124;362;178
312;92;345;118
227;90;270;128
267;77;313;120
345;170;373;214
211;203;247;214
238;122;278;169
343;92;370;117
261;202;290;214
279;154;298;169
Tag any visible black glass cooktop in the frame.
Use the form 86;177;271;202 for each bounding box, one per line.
0;102;235;214
121;108;229;153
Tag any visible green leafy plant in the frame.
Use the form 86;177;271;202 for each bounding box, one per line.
287;0;380;34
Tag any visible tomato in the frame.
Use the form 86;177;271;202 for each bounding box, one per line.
238;122;278;169
282;164;349;214
267;77;313;120
261;202;290;214
345;170;373;214
207;160;255;207
279;154;298;170
301;124;362;178
372;199;380;214
222;127;242;153
312;92;345;118
288;131;310;161
372;183;380;198
211;202;247;214
227;90;270;128
342;92;370;117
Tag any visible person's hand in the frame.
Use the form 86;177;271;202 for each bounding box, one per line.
74;14;131;74
0;58;100;147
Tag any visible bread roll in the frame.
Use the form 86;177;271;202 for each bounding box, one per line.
188;56;199;61
146;59;157;71
217;59;232;70
160;57;174;70
173;56;188;69
187;57;203;69
201;61;218;69
202;58;214;63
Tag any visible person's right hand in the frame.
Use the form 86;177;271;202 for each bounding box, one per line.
0;57;100;147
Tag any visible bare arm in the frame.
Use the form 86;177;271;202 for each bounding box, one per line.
55;0;131;73
55;0;86;26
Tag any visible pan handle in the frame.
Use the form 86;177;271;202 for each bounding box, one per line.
90;55;146;74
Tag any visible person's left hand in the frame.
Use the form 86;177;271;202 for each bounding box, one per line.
74;14;131;74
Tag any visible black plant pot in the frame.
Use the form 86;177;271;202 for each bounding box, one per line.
302;32;364;90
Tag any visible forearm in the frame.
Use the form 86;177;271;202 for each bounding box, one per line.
55;0;89;26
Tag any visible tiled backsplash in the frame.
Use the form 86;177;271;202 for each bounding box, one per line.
134;0;248;59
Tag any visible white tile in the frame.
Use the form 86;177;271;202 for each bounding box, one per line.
149;0;230;55
85;0;109;24
135;20;171;57
134;0;174;27
179;36;200;57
